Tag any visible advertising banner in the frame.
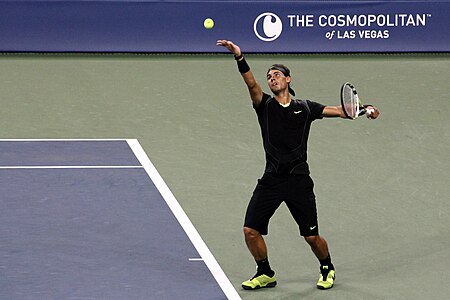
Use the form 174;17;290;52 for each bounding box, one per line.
0;0;448;53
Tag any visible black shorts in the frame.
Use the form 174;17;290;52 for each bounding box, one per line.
244;172;319;236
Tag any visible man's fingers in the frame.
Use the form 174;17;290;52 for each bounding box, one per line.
216;39;241;56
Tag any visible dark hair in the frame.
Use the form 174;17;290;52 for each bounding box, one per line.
267;64;291;77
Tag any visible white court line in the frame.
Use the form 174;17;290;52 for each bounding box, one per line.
127;139;241;300
188;258;204;262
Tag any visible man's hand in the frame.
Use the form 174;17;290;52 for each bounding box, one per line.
216;40;241;57
365;106;380;120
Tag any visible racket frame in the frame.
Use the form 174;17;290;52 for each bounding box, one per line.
340;82;365;120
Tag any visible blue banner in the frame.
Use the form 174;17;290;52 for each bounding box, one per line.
0;0;448;52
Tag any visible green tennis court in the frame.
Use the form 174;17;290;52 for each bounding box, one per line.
1;53;449;299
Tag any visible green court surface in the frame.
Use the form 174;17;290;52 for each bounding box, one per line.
1;53;449;299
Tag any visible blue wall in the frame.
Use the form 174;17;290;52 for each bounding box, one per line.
0;0;448;52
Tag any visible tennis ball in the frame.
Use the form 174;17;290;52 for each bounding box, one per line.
204;18;214;29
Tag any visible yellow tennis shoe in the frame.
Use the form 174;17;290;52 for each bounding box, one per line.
242;273;277;290
317;266;335;289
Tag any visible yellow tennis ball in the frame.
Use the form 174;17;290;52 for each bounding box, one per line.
204;18;214;29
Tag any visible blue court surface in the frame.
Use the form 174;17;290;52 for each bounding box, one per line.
0;139;240;300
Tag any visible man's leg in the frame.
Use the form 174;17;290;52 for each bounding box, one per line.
304;235;329;260
241;226;277;290
242;173;283;290
285;174;335;289
243;226;268;261
304;235;335;289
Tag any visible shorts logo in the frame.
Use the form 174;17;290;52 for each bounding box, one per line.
254;12;283;42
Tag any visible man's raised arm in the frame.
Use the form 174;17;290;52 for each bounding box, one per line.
217;40;263;107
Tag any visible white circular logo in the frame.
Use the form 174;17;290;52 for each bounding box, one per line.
253;12;283;42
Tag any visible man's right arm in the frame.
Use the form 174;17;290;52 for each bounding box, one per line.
216;40;263;107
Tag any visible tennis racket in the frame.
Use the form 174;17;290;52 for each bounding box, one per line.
340;82;375;120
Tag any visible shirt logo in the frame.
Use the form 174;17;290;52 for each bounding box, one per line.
294;110;302;114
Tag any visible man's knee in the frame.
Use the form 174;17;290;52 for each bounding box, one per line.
243;226;260;240
304;235;320;246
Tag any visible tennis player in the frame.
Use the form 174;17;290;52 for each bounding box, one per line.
216;39;380;291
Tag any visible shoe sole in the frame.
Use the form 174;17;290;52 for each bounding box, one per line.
317;284;333;290
242;281;277;290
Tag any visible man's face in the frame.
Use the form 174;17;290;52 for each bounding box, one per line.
266;69;291;95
